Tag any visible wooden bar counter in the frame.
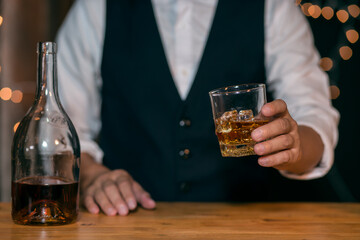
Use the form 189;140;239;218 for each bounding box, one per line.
1;202;360;239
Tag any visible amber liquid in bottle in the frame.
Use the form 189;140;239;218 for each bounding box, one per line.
12;176;79;225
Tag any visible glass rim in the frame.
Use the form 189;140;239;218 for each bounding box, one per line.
209;83;265;96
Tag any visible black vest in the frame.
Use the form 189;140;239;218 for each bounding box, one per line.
100;0;269;201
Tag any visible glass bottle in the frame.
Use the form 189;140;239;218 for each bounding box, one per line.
11;42;80;225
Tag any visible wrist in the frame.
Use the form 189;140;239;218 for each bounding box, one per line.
80;153;109;190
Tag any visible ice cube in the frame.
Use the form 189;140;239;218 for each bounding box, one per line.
217;122;232;133
216;110;238;133
238;110;254;121
220;110;238;121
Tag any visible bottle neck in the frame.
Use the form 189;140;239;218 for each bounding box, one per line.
35;51;60;107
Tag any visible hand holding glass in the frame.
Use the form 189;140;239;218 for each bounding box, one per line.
209;84;268;157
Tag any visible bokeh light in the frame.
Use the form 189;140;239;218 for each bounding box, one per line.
348;4;360;18
301;3;313;17
322;6;334;20
11;90;23;103
330;85;340;100
336;10;349;23
0;16;3;26
309;5;322;19
339;46;353;60
319;57;333;71
346;29;359;44
0;87;12;101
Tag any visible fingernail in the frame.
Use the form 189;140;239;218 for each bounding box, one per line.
119;205;129;216
252;129;262;140
108;207;117;216
127;199;137;210
90;207;99;214
148;199;156;208
262;104;272;116
258;158;269;167
254;144;265;155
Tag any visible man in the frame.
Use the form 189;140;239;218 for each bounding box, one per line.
56;0;339;216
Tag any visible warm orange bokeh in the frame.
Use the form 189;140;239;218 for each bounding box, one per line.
339;46;353;60
322;6;334;20
346;29;359;44
0;88;12;101
309;5;322;18
319;57;333;71
336;10;349;23
348;4;360;18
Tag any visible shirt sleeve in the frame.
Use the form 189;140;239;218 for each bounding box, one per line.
265;0;340;180
56;0;106;163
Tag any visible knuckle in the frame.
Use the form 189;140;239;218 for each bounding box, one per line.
132;181;145;193
279;118;290;132
113;170;132;183
114;169;129;176
84;185;95;195
118;179;132;189
94;176;107;187
290;118;298;130
274;99;287;111
102;178;114;186
279;99;287;107
282;135;294;148
261;142;270;154
103;183;114;193
282;151;291;164
116;175;132;185
96;172;109;182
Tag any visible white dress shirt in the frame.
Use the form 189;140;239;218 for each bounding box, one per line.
56;0;340;180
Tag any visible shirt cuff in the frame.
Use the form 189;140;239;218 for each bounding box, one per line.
279;121;335;180
80;139;104;164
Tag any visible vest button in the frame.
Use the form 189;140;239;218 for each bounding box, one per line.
179;119;191;127
180;182;191;193
179;149;191;159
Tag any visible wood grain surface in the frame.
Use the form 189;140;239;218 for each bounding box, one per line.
1;202;360;239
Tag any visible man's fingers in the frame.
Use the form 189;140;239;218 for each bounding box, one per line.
254;134;295;156
258;149;298;169
94;189;117;216
252;117;293;142
102;180;129;216
139;192;156;209
116;176;137;211
81;169;155;216
83;194;100;214
132;181;156;209
261;99;288;117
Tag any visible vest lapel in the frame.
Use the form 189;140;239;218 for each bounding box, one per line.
135;0;183;103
